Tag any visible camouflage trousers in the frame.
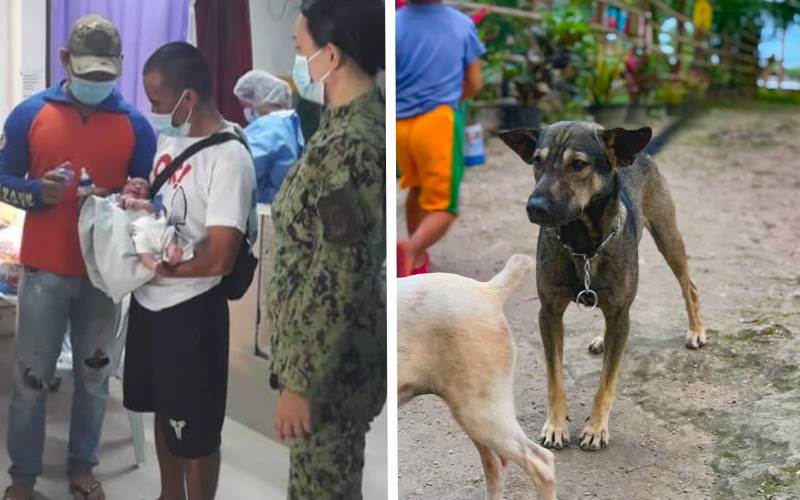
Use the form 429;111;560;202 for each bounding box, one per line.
287;418;370;499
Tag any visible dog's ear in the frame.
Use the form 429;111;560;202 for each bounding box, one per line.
601;127;652;167
499;128;540;165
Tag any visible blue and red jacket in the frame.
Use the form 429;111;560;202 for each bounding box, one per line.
0;82;156;277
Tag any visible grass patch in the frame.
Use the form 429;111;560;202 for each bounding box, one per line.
756;88;800;105
756;465;800;498
720;324;793;344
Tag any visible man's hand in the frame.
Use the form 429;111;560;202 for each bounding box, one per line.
274;389;312;441
154;262;177;278
40;170;68;206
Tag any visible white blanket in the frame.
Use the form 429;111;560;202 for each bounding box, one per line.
78;196;155;303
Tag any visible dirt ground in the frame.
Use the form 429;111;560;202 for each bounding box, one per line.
397;104;800;500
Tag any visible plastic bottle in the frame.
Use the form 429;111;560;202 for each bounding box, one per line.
77;168;94;198
56;164;75;186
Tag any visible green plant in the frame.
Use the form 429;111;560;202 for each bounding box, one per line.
655;82;687;106
578;37;624;106
685;71;710;98
756;88;800;105
476;51;507;102
475;7;530;57
542;6;590;47
542;97;589;122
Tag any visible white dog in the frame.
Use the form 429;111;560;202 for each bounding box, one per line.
398;254;556;500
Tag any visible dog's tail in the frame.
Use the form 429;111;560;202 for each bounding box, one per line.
485;254;535;303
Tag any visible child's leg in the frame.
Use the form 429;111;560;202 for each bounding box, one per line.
405;187;426;236
405;105;463;271
138;254;158;272
165;243;183;267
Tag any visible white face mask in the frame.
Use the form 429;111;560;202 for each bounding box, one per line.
292;48;333;105
150;90;193;137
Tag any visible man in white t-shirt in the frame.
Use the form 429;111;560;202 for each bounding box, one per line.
123;42;255;500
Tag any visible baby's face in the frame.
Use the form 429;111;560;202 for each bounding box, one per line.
123;178;150;199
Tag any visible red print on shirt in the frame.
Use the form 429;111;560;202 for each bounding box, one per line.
154;153;192;187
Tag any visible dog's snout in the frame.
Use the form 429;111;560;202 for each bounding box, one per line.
527;197;549;219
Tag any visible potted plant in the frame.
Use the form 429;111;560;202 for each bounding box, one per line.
579;39;626;127
624;47;667;123
470;50;509;134
501;23;574;129
501;52;546;129
470;9;526;132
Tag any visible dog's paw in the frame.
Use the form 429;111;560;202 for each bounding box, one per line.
685;328;707;350
539;419;570;449
588;335;604;355
579;422;609;451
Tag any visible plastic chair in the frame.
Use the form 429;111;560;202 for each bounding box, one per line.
110;295;147;466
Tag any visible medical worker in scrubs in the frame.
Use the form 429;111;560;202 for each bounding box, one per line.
234;70;304;204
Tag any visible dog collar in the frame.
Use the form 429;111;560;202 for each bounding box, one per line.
556;216;622;311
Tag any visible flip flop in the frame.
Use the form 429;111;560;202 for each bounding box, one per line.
410;251;430;275
69;480;104;500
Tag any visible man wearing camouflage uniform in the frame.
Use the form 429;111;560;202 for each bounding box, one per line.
267;83;386;498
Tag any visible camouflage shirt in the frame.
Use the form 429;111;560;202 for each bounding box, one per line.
268;87;386;421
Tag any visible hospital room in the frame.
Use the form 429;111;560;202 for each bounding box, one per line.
0;0;388;499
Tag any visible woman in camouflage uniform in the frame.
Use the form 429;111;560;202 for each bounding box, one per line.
266;0;386;498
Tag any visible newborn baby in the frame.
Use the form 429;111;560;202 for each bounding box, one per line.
119;178;189;271
119;178;155;213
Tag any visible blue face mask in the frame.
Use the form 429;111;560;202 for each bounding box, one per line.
69;75;116;105
150;90;193;137
292;49;332;105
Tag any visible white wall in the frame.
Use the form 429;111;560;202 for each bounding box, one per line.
0;0;8;122
249;0;302;79
0;0;47;123
248;0;386;91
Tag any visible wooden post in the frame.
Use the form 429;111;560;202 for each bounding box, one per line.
779;27;786;89
674;0;686;73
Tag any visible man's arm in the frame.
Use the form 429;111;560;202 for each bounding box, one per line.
0;102;49;210
126;110;157;180
462;59;484;101
461;20;487;101
159;144;255;278
157;226;242;278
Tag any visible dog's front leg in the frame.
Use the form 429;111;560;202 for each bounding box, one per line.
580;308;630;451
538;299;570;449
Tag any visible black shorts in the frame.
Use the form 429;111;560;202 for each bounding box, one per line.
123;285;229;459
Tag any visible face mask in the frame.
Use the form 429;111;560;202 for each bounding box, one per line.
292;48;333;105
151;90;193;137
69;75;116;105
244;107;258;123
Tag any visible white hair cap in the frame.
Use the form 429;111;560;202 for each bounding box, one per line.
234;70;292;109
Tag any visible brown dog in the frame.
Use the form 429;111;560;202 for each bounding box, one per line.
499;122;705;452
398;255;556;499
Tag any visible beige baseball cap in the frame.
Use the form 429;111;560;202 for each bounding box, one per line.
67;15;123;77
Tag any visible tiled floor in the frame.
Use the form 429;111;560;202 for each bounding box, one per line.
0;337;387;500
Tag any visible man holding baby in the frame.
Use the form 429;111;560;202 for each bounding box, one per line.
122;41;256;500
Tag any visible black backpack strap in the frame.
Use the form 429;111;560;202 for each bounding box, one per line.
150;131;246;200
